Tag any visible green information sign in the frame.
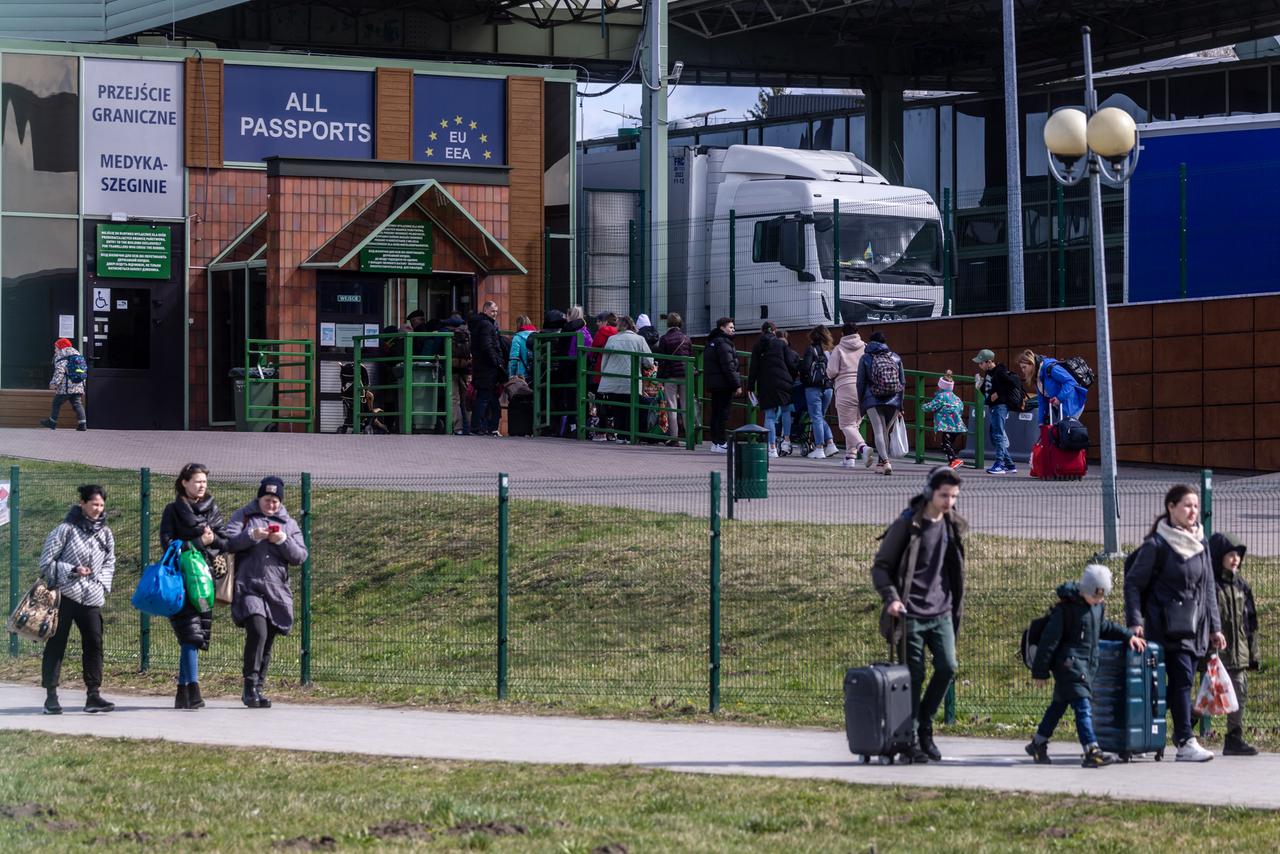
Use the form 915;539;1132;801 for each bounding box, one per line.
96;224;171;279
359;221;433;275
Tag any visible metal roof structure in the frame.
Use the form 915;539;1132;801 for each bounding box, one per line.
0;0;246;42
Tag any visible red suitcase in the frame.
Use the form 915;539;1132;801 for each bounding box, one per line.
1030;404;1087;481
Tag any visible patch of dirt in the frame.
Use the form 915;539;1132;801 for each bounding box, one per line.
901;789;945;801
116;831;152;843
1039;827;1075;839
166;831;210;842
367;820;432;841
272;835;337;851
43;820;81;832
0;803;56;819
445;821;528;837
593;844;629;854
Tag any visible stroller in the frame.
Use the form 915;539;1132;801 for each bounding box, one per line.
337;362;389;434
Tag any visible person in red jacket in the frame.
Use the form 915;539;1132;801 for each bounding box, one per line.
589;312;618;391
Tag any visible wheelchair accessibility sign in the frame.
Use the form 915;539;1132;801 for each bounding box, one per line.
93;288;111;312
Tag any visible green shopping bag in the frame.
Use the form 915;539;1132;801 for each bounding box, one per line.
178;546;216;613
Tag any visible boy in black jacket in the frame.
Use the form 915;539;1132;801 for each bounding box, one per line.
972;349;1023;475
1027;564;1145;767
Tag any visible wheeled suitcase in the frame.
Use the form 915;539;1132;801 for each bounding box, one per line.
1092;639;1167;761
1030;403;1087;481
506;393;533;436
844;630;914;764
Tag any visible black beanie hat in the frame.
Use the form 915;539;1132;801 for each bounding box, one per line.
257;476;285;501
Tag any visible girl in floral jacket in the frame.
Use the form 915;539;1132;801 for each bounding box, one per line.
921;370;967;469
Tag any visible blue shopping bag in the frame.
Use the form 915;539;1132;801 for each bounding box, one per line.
131;540;186;617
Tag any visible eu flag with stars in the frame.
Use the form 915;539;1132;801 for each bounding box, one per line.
413;75;506;166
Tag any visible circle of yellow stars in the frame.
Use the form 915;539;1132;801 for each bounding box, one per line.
424;114;493;161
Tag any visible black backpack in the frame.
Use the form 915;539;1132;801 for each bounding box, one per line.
807;346;829;388
1051;417;1090;451
1061;356;1095;389
1020;599;1069;669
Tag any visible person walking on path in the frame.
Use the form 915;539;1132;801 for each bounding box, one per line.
469;300;507;436
920;370;966;469
870;466;966;764
40;338;88;431
856;331;906;475
1204;532;1260;756
1123;484;1225;762
39;484;116;715
826;321;870;469
1026;564;1145;767
748;321;800;459
973;349;1023;474
801;325;838;460
703;317;741;453
656;312;693;444
1017;349;1086;425
160;463;229;711
224;476;308;710
596;315;654;442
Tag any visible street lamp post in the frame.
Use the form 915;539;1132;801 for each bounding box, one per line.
1042;26;1139;558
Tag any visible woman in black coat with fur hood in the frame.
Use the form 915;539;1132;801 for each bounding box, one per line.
160;463;229;710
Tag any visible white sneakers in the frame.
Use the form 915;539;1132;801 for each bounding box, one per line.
805;448;826;459
841;456;858;468
779;439;792;455
710;443;728;454
768;446;780;459
823;441;839;457
1175;738;1214;762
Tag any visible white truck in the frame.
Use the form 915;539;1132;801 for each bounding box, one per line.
581;144;944;334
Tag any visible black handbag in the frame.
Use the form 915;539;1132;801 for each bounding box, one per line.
1162;596;1200;641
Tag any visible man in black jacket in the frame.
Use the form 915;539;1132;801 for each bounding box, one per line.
870;466;967;763
469;301;507;435
748;321;800;458
973;348;1023;475
703;317;740;452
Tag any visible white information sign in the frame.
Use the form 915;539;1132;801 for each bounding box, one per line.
0;482;9;527
58;315;75;338
82;59;184;219
319;323;336;347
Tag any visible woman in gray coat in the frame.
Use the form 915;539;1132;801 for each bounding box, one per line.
1123;483;1225;762
224;476;308;709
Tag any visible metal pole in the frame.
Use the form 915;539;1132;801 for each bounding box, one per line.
1200;468;1213;539
728;209;737;321
942;189;952;316
1082;27;1121;557
709;470;721;713
1002;0;1026;312
1179;163;1188;299
1056;183;1067;307
726;439;735;521
832;199;841;325
497;472;509;700
640;0;668;320
139;467;151;672
300;472;312;685
7;466;18;657
628;219;639;317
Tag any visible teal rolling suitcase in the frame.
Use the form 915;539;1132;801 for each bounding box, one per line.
1093;639;1167;761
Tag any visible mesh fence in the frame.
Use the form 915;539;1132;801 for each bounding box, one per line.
4;464;1279;731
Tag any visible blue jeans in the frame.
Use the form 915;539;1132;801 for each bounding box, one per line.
1036;696;1097;747
763;406;792;445
805;387;833;445
988;404;1014;467
179;643;199;685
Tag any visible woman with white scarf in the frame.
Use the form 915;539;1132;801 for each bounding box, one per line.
1124;484;1226;762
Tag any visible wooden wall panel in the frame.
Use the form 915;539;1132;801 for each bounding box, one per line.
184;57;223;167
376;67;414;161
505;76;544;323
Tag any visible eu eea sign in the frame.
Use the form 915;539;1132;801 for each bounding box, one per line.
413;76;506;166
224;66;374;162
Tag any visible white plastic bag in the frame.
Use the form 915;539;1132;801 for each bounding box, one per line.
1193;653;1239;716
888;412;910;458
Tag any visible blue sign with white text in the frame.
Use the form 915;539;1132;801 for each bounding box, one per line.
413;75;506;166
223;66;374;163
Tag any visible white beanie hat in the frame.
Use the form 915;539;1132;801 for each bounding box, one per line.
636;313;652;329
1080;564;1113;598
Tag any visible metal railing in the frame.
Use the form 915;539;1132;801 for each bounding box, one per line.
244;338;315;431
351;332;455;435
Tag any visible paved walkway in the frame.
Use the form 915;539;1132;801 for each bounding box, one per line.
0;684;1274;809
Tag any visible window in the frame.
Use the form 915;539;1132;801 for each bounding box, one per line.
696;128;745;147
1229;67;1268;115
1;216;78;388
753;219;781;262
849;115;866;160
902;108;937;198
762;121;808;149
811;117;846;152
2;53;78;214
1097;82;1150;123
1169;72;1227;119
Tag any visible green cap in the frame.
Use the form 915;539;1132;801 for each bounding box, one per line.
972;349;996;364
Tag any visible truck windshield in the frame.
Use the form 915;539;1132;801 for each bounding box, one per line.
816;215;941;281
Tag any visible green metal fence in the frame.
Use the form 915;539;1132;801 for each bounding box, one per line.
351;332;455;435
7;465;1278;734
244;338;315;431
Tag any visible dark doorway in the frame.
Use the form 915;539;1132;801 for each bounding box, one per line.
208;266;267;424
317;275;386;433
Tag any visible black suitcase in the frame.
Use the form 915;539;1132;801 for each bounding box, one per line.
507;393;533;436
843;629;914;764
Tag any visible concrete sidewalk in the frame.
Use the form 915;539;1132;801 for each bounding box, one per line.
1;684;1275;809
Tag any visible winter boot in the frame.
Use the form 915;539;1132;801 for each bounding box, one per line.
242;678;261;708
43;689;62;716
1223;731;1259;756
39;418;56;430
84;692;115;713
174;683;190;709
187;682;205;710
1081;744;1117;768
1025;737;1051;765
918;729;943;762
254;680;272;709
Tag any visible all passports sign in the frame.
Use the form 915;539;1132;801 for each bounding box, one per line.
224;66;374;162
359;222;433;275
82;59;183;219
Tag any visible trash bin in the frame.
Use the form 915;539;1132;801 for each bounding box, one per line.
730;423;771;500
229;365;277;432
963;403;1039;464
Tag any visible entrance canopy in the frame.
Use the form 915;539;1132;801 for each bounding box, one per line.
301;180;526;276
208;212;267;269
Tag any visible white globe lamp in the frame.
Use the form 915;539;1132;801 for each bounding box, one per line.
1087;107;1138;161
1043;108;1088;160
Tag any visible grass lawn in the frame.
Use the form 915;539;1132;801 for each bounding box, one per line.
3;456;1279;745
1;731;1278;852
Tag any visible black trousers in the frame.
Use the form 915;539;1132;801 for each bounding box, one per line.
709;388;735;445
243;614;281;683
50;393;86;424
42;596;103;692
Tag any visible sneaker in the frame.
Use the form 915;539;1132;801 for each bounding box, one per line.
84;693;115;713
900;744;931;764
841;456;858;469
1223;733;1259;756
779;440;792;455
918;731;942;762
43;692;61;716
710;443;728;454
986;464;1007;475
805;448;826;460
1081;745;1117;768
1004;464;1017;474
823;442;839;458
39;418;56;430
767;446;779;459
948;459;964;470
1025;739;1051;764
865;448;877;469
76;422;88;432
1175;737;1214;762
592;434;610;443
883;463;893;476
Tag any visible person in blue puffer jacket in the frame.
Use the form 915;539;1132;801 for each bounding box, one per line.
1017;349;1086;425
